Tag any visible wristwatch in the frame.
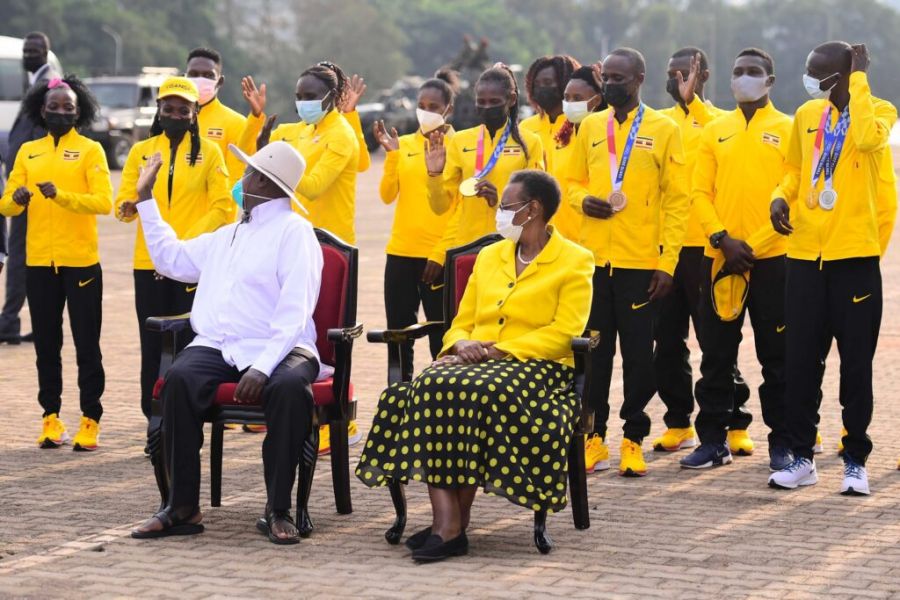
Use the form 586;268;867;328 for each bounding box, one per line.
710;230;728;249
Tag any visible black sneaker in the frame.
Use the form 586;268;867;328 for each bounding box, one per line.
768;446;794;472
411;532;468;563
680;443;733;469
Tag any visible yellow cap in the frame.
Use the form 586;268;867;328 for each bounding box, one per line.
710;253;749;322
157;77;199;103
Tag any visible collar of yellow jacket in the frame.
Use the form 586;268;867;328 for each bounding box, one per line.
198;96;223;113
313;109;342;131
500;225;564;267
738;100;777;122
39;128;80;146
415;125;455;144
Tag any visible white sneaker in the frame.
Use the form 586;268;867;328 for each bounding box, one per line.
840;457;870;496
768;457;818;489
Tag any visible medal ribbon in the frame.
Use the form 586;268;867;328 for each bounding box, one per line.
607;103;645;193
474;119;512;180
811;105;850;192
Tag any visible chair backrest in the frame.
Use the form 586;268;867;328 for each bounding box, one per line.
312;228;358;366
442;233;503;324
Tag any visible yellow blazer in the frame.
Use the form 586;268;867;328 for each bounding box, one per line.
441;227;594;367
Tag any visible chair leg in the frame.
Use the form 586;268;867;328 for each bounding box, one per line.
297;426;319;538
329;420;353;515
147;414;169;511
385;481;407;545
568;432;591;530
534;509;553;554
210;422;224;507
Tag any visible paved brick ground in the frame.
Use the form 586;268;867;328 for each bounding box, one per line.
1;151;899;599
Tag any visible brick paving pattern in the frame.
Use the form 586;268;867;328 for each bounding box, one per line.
0;153;899;599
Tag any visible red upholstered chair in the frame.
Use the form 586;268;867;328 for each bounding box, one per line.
366;234;598;554
145;228;362;537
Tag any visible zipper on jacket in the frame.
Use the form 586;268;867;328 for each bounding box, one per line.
167;142;178;209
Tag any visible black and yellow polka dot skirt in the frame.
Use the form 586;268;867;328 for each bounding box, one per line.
355;359;578;513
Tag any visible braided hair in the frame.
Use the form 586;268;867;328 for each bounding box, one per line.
149;106;202;167
420;68;461;105
524;55;580;112
555;64;604;148
300;61;350;110
22;74;100;130
476;63;528;161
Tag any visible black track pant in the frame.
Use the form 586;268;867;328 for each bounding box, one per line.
785;257;881;465
26;264;104;421
384;254;444;364
162;346;319;513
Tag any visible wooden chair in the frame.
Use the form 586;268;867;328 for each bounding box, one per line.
366;234;598;554
145;228;362;537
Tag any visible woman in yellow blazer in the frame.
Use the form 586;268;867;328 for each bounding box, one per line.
357;170;594;562
257;61;361;244
116;77;232;425
0;76;112;450
425;64;545;251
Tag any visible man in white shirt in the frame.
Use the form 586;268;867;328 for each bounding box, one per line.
130;141;324;545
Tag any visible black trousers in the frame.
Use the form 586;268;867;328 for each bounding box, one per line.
26;264;104;421
135;270;196;419
785;257;881;464
0;211;27;336
653;246;752;430
162;346;319;513
384;254;444;364
588;266;658;443
694;256;787;446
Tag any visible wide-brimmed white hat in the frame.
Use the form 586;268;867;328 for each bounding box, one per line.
228;142;308;214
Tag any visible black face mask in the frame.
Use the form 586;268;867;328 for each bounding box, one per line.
601;82;633;108
665;77;682;105
44;112;76;137
159;116;192;138
476;105;509;131
532;86;562;112
23;56;45;74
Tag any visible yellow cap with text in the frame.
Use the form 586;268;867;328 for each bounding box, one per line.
157;77;199;103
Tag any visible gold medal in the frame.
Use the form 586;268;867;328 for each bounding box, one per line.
805;189;819;209
818;188;837;211
459;177;479;197
609;190;627;212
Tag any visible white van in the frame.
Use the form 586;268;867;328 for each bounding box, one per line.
0;35;63;163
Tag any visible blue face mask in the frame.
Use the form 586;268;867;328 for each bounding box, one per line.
231;174;272;209
295;91;331;125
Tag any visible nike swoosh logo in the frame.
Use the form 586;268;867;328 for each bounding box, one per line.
462;147;476;153
631;301;649;310
141;155;149;161
28;153;44;159
429;283;445;291
592;138;606;148
776;325;786;333
853;294;871;303
806;127;819;134
185;285;198;293
718;134;736;143
78;278;95;288
407;152;421;157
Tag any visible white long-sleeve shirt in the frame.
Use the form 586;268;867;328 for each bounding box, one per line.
137;197;330;379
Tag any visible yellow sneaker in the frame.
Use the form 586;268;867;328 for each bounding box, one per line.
72;416;100;451
224;423;240;430
727;429;754;456
318;421;362;456
37;413;70;448
837;427;847;456
584;434;610;472
619;439;647;477
812;431;824;454
242;424;267;433
652;427;697;452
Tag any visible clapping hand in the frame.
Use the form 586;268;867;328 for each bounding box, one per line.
373;120;399;152
241;76;267;118
136;153;163;202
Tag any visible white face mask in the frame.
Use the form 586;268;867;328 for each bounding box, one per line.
495;203;531;242
416;108;446;134
730;75;770;103
188;77;218;105
803;73;838;100
562;97;596;124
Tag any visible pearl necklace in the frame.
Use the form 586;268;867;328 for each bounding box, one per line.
517;245;538;265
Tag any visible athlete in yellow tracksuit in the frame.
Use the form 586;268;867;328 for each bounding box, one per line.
768;43;897;495
0;76;112;450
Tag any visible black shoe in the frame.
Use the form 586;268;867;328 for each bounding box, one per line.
20;332;33;343
680;442;733;469
0;332;21;345
404;526;432;551
411;532;468;563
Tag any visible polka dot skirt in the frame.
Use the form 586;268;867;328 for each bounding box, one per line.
355;359;578;513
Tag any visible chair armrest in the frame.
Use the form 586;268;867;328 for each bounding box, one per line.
327;323;363;344
367;321;444;344
146;313;192;333
572;333;601;355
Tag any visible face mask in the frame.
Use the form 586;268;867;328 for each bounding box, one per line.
296;92;331;125
416;108;445;134
532;86;562;112
562;98;595;124
231;175;273;209
188;77;218;105
601;82;632;108
44;112;77;136
665;77;682;104
495;203;531;242
731;75;770;103
23;56;44;73
803;73;839;100
159;116;192;138
476;105;508;130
